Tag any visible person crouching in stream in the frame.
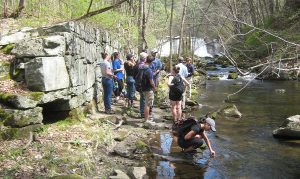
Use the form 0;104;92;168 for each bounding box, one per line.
168;65;189;123
172;117;216;157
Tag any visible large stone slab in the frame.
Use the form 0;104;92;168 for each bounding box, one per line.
0;31;30;46
273;115;300;139
25;57;70;92
12;35;65;58
2;107;43;127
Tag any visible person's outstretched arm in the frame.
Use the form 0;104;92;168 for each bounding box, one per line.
201;132;216;157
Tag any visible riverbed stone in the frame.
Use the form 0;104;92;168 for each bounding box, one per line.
109;169;130;179
12;35;65;58
3;107;43;127
218;104;242;119
132;167;147;179
273;115;300;139
25;57;70;91
228;72;238;79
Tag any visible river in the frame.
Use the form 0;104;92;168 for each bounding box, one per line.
148;77;300;178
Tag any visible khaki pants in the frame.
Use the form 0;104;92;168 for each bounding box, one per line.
186;76;193;99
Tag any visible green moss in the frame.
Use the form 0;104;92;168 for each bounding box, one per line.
51;174;84;179
69;108;85;121
0;44;15;54
28;92;44;101
0;73;11;81
228;72;238;79
0;92;15;102
207;76;219;80
135;140;148;150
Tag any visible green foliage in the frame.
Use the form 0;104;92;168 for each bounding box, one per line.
28;92;44;101
135;140;148;150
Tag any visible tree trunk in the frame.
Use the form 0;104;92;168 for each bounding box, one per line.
247;0;257;26
178;0;188;57
3;0;8;18
10;0;25;18
269;0;274;15
138;0;146;53
169;0;175;72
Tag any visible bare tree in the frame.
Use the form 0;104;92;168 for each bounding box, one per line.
169;0;175;72
10;0;25;18
138;0;147;53
3;0;8;18
178;0;188;57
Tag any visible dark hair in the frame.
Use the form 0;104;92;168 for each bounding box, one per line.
101;52;108;59
113;52;120;59
173;65;180;74
146;55;155;63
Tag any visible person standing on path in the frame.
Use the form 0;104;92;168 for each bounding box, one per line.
185;57;195;99
176;57;189;109
168;65;189;122
137;52;148;118
112;52;124;102
140;56;156;122
124;54;136;107
150;49;163;87
99;52;116;114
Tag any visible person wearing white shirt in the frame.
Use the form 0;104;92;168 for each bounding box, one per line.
176;57;188;110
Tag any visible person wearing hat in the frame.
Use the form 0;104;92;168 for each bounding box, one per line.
150;49;163;87
124;54;136;107
176;117;216;157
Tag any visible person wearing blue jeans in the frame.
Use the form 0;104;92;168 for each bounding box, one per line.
99;52;116;114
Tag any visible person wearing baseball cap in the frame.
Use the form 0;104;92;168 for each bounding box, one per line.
176;117;216;157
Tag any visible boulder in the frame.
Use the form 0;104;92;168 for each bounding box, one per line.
109;170;130;179
2;107;43;127
218;104;242;119
143;120;170;130
25;57;70;91
273;115;300;139
186;99;199;106
132;167;147;179
11;35;65;58
0;124;42;140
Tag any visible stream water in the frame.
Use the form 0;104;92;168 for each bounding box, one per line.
148;74;300;178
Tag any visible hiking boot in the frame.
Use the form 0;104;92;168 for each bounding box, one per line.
105;109;115;114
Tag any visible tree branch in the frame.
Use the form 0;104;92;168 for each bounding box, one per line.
74;0;128;21
87;0;94;14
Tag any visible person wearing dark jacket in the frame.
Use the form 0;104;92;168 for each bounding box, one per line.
124;54;136;107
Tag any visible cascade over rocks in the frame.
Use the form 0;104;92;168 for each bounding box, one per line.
0;22;122;133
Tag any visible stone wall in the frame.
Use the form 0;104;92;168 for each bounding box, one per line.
0;22;121;130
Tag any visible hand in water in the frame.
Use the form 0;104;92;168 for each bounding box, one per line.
210;150;216;157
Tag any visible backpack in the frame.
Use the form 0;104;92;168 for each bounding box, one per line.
170;74;185;95
172;117;198;137
134;67;148;92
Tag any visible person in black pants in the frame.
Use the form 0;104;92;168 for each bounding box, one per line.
112;52;124;102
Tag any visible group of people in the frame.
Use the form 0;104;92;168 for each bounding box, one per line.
99;50;216;157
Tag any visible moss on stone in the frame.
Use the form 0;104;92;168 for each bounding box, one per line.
51;174;84;179
28;92;44;101
207;76;219;80
0;44;15;54
135;140;148;150
228;72;238;79
69;108;85;121
0;124;42;140
0;92;15;102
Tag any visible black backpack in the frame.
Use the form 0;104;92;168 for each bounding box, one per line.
170;74;185;95
134;67;148;92
172;117;198;137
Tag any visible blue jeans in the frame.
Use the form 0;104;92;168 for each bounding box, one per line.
140;92;145;115
126;76;136;100
102;77;113;110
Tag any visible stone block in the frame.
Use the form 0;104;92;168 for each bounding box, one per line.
3;107;43;127
12;35;65;58
25;57;70;92
0;31;31;46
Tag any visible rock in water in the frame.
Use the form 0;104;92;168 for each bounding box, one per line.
186;99;199;106
132;167;147;179
218;104;242;119
273;115;300;139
